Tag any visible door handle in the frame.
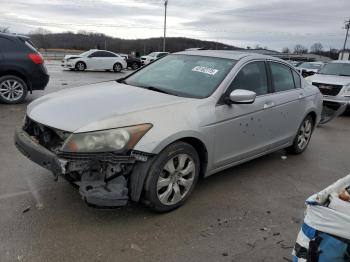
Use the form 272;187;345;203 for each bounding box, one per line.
298;93;304;99
263;102;275;109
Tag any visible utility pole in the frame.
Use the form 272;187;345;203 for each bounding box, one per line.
163;0;168;52
341;19;350;60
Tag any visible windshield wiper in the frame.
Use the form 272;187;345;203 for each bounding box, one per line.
143;86;176;95
117;78;127;84
339;74;350;77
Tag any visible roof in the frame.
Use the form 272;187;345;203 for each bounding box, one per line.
176;50;281;61
0;32;29;41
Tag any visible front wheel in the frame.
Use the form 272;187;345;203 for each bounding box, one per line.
287;115;314;154
131;62;139;70
75;62;86;71
143;142;200;212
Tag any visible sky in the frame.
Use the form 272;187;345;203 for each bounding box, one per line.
1;0;349;51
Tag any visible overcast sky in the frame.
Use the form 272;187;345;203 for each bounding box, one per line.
1;0;349;51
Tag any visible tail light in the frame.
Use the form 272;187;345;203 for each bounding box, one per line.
28;53;44;64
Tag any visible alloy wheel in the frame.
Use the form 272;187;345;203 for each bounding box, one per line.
0;79;24;102
297;119;312;150
157;154;196;206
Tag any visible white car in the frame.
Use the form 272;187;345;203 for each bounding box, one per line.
140;52;169;65
297;62;325;77
306;60;350;113
61;49;127;72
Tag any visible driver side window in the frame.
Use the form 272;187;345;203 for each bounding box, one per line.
228;61;268;96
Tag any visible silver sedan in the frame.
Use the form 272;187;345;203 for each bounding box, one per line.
15;50;326;212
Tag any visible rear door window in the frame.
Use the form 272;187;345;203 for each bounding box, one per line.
270;62;295;92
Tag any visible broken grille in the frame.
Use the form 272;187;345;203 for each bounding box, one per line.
312;82;343;96
23;116;70;152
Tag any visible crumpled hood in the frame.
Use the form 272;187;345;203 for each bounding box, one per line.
27;81;188;132
307;74;350;86
63;54;82;60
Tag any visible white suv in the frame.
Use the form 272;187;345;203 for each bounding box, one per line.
306;60;350;111
61;49;127;72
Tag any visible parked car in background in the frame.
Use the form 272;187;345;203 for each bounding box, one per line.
61;49;127;72
16;50;334;212
119;54;142;70
0;33;49;104
297;62;324;77
306;60;350;112
288;60;303;67
140;52;169;65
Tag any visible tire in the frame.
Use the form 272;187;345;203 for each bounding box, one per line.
287;115;314;154
131;62;139;70
75;62;86;71
143;142;200;212
0;75;28;104
113;63;122;73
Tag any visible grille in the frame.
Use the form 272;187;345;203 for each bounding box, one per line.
312;82;343;96
23;117;70;151
57;152;135;163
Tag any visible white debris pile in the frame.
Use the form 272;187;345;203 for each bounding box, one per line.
293;174;350;262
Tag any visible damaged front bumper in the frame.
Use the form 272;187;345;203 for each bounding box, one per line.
14;128;153;207
320;98;348;124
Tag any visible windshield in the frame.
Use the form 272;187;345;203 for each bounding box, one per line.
124;54;236;98
318;63;350;76
298;62;323;69
80;50;92;56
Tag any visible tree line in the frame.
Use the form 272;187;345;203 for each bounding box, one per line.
281;43;340;59
0;26;340;59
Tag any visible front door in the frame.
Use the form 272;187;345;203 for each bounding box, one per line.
213;61;275;168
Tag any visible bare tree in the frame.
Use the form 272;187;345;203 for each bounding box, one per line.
293;44;308;54
30;28;52;50
0;27;10;33
310;43;323;54
282;47;290;53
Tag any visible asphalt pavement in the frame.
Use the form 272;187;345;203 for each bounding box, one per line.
0;61;349;262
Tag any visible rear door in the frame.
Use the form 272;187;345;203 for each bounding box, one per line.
102;51;119;69
213;60;276;168
266;61;306;148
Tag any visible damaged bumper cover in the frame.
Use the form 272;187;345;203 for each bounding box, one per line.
14;128;153;207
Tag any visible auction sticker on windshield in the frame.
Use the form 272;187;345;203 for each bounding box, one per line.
192;66;219;75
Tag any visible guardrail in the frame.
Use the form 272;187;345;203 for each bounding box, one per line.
40;51;83;60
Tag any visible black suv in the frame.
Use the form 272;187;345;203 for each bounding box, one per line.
0;33;49;104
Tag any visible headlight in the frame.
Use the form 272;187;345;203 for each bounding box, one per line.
61;124;152;153
343;84;350;97
304;77;313;84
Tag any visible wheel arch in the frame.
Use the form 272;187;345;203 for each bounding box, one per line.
75;61;86;68
0;70;31;91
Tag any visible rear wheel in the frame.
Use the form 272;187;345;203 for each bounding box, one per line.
143;142;200;212
287;115;314;154
113;63;122;72
75;62;86;71
0;75;28;104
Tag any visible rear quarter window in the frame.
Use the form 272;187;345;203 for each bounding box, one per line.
292;70;301;88
0;37;17;52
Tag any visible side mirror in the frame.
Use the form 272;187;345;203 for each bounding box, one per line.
226;89;256;104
